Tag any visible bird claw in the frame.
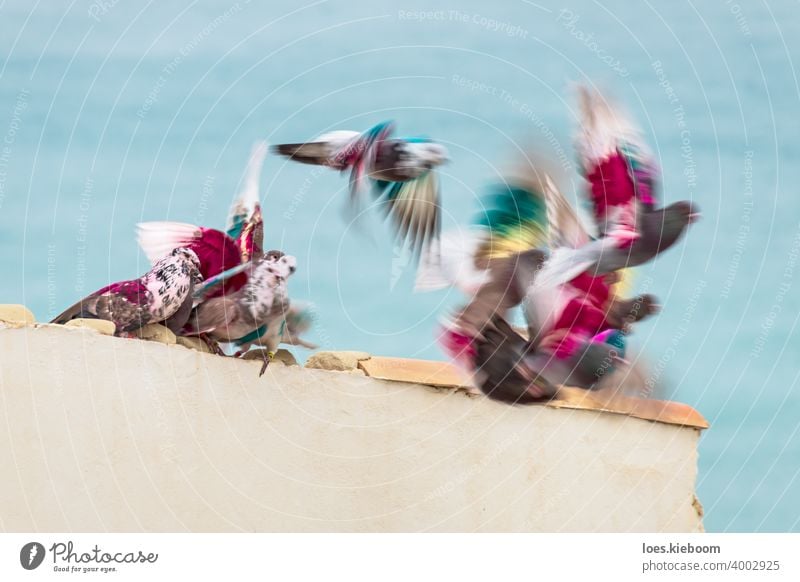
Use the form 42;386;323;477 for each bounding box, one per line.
198;333;225;355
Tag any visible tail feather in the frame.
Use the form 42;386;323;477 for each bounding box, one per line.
271;141;332;166
51;298;94;325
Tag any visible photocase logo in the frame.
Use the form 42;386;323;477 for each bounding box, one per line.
20;542;46;570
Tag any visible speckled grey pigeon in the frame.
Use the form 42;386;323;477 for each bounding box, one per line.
183;250;297;375
51;248;202;335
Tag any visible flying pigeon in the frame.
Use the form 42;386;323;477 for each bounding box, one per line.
272;121;448;253
51;247;202;335
533;85;700;288
435;167;660;402
439;256;654;402
184;250;297;375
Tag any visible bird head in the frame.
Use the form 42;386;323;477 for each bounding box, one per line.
263;250;297;279
573;339;627;384
657;200;700;250
407;140;449;169
172;247;202;275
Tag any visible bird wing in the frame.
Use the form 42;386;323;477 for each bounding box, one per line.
226;141;267;261
192;261;253;305
575;84;659;238
281;301;317;349
414;228;489;293
341;121;395;210
447;250;545;341
136;222;245;295
375;170;441;255
541;174;591;249
51;279;152;332
472;178;551;264
184;296;245;336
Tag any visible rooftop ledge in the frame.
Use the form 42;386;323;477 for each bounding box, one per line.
0;307;707;532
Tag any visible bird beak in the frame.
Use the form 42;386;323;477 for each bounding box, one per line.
688;212;702;224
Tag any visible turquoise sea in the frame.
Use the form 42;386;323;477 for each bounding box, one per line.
1;0;799;532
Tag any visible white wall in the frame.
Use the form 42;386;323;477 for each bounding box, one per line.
0;325;703;532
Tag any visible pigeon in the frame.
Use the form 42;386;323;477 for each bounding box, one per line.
51;247;202;335
137;143;315;361
184;250;297;375
534;85;700;288
273;121;448;252
440;263;651;403
436;166;660;403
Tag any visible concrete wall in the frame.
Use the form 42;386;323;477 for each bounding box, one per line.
0;325;704;532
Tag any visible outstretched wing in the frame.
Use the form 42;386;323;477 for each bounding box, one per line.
340;121;394;208
374;170;440;255
414;228;489;293
226;141;267;261
137;221;245;296
575;84;659;239
272;130;360;167
472;179;550;264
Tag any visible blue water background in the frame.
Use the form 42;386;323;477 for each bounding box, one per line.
1;0;799;531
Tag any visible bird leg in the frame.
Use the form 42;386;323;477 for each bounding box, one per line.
259;351;276;377
606;293;660;331
199;333;225;356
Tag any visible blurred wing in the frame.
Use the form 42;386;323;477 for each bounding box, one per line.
542;175;590;249
281;301;318;349
342;121;395;215
575;85;659;234
226;141;267;260
472;180;550;263
450;250;545;340
609;267;636;299
376;170;441;255
414;228;488;294
271;141;333;166
438;251;546;375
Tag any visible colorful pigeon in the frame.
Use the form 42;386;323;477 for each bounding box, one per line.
184;250;297;375
534;85;699;288
435;164;660;402
272;121;448;253
51;247;202;335
137;143;314;363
